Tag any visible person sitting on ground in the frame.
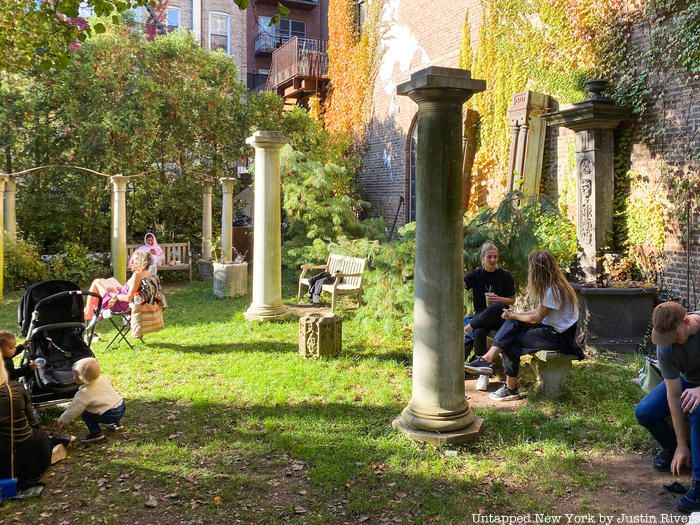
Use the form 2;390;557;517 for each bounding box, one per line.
463;242;516;363
464;250;583;401
0;360;53;489
84;249;154;321
57;357;126;443
139;232;164;275
635;302;700;513
0;331;38;381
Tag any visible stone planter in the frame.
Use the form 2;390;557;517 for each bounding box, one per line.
574;285;657;353
213;262;248;298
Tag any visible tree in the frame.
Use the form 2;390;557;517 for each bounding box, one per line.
1;0;289;73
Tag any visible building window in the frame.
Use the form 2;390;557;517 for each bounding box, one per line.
258;16;306;45
166;7;180;32
78;1;94;17
209;12;230;54
407;122;417;223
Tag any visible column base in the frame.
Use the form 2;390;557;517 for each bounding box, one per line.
392;416;484;445
244;303;290;321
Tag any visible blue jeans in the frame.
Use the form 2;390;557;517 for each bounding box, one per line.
81;401;126;434
635;379;700;480
492;319;562;377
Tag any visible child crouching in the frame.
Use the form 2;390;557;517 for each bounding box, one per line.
57;358;125;443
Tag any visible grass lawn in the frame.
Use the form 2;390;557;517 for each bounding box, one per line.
0;281;654;524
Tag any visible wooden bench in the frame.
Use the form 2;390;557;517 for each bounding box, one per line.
127;242;192;281
297;253;367;310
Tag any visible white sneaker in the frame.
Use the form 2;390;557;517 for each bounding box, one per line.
475;374;489;391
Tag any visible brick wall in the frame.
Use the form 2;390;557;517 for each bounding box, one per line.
361;0;482;224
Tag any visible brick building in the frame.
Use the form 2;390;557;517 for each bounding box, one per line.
360;1;699;305
140;0;328;90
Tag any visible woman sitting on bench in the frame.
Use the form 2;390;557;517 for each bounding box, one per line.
464;250;583;401
84;250;154;321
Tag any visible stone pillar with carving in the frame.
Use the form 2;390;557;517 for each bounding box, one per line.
4;177;16;238
507;91;550;195
543;80;631;280
393;67;486;445
110;175;128;284
244;131;289;321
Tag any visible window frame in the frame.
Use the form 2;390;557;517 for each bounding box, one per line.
209;11;231;55
166;6;181;32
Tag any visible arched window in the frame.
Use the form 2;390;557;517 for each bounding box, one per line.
406;117;418;223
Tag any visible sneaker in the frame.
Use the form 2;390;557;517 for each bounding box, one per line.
464;357;494;376
678;480;700;513
105;423;125;432
80;432;105;444
653;448;674;472
489;385;521;401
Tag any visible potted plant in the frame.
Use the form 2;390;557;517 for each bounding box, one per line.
212;239;248;298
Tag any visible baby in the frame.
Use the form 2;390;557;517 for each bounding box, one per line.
0;330;38;380
57;358;126;443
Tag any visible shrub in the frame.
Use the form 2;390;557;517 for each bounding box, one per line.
4;236;48;290
54;242;109;287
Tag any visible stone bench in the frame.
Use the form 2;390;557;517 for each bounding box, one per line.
529;350;575;398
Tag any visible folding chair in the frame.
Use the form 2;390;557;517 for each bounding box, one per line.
104;309;135;350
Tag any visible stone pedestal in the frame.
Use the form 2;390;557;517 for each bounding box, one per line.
202;181;213;264
543;80;631;280
298;313;342;359
244;131;289;321
198;260;213;280
4;177;16;238
393;67;486;445
213;262;247;298
110;175;128;284
531;351;575;399
220;178;236;263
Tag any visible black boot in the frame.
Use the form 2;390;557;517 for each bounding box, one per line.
678;480;700;513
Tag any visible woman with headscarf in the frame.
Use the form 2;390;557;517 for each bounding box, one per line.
140;233;164;275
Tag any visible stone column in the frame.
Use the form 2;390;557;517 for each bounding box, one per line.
220;178;236;263
202;181;213;262
244;131;289;321
393;67;486;444
0;176;6;299
4;177;16;238
506;124;520;192
514;123;529;182
110;175;128;284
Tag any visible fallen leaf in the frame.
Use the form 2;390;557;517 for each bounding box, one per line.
145;495;158;508
162;493;179;500
298;489;308;495
359;517;370;523
294;506;308;514
213;495;222;504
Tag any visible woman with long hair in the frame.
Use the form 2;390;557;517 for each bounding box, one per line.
465;250;583;401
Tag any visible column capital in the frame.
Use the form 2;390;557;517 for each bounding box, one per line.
0;175;8;191
246;130;288;150
397;67;486;106
110;175;128;190
5;177;17;190
220;177;237;194
202;180;214;193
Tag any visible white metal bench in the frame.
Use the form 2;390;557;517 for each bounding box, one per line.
297;253;367;310
127;242;192;281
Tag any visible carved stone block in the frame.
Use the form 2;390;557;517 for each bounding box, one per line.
530;351;575;398
299;313;342;359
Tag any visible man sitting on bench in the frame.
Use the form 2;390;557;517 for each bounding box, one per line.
635;302;700;513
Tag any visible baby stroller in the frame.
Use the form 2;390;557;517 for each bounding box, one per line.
17;280;102;406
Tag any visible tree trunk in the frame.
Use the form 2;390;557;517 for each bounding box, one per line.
462;108;479;213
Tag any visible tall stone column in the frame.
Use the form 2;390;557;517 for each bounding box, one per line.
244;131;289;321
506;124;520;192
202;181;213;262
4;177;16;238
110;175;128;284
0;176;6;299
220;178;236;263
393;67;486;444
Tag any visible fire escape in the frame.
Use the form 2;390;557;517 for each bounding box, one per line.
265;37;329;108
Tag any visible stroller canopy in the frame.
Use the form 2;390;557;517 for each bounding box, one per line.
18;280;84;337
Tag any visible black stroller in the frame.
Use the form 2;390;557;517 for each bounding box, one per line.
17;280;102;406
